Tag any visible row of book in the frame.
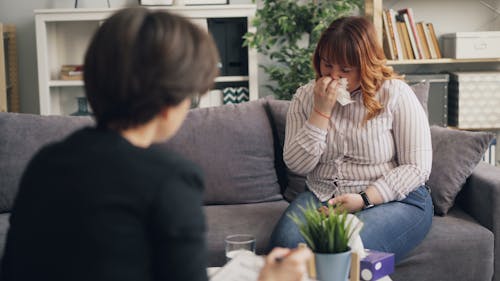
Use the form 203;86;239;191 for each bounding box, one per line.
382;8;442;61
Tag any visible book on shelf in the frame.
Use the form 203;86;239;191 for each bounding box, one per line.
416;22;431;59
427;23;442;58
399;11;420;59
398;8;424;60
421;22;438;59
60;64;83;81
382;9;396;60
396;14;414;60
388;9;404;60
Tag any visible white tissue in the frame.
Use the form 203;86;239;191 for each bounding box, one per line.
336;78;354;106
346;213;367;259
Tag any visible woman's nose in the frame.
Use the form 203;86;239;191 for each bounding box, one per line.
329;70;340;80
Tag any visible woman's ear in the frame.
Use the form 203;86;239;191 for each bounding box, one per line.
159;106;170;120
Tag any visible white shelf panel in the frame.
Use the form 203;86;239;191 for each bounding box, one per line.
388;58;500;65
49;80;84;87
48;76;250;87
35;5;258;115
214;76;249;83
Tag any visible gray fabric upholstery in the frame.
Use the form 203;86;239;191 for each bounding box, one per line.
393;207;494;281
265;98;306;202
458;162;500;281
204;200;288;267
428;126;495;215
0;99;498;281
0;112;93;213
407;80;430;117
159;100;282;205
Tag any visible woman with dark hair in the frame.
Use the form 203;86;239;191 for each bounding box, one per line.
1;7;310;281
270;16;433;263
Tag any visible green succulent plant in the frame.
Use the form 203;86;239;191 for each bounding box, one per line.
289;200;360;254
243;0;363;100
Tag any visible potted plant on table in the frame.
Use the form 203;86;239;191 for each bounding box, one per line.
289;201;362;281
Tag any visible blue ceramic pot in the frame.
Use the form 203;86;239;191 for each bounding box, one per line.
315;250;351;281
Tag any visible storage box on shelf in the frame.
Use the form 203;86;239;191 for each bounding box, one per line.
442;32;500;59
35;5;258;116
405;73;449;127
448;71;500;130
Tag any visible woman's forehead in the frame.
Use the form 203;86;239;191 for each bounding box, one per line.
320;46;358;67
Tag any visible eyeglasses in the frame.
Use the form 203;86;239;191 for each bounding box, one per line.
190;93;201;109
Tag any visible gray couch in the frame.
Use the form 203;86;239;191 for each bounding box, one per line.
0;97;499;281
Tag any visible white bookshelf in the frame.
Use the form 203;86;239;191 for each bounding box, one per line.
365;0;500;166
35;5;258;115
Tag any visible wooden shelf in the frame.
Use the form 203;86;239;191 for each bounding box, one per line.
36;7;258;115
388;58;500;65
48;76;251;88
49;80;84;87
214;76;249;83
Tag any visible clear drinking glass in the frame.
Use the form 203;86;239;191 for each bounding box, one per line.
224;234;256;263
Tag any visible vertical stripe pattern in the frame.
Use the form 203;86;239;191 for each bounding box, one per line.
283;79;432;202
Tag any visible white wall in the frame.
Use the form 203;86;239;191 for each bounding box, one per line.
1;0;499;113
384;0;500;37
0;0;253;114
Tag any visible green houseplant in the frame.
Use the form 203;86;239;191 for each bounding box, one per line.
289;200;362;281
243;0;363;100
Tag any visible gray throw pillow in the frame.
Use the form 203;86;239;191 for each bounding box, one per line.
266;98;306;202
0;113;94;213
408;80;430;117
428;126;495;215
160;99;283;205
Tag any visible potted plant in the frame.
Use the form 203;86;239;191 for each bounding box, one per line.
243;0;363;100
289;200;362;281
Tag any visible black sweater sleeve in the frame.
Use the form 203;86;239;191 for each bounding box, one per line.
149;163;208;281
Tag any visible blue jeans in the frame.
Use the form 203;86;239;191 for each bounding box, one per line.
269;185;433;263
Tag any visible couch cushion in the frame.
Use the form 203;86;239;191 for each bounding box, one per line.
392;207;493;281
407;80;430;117
159;99;282;205
428;126;494;215
204;200;289;266
265;98;306;202
0;113;93;213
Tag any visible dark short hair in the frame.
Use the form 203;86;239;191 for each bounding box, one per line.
84;7;219;130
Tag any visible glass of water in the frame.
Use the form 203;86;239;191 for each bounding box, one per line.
224;234;256;263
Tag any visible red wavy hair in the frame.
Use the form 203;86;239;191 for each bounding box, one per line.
313;16;402;122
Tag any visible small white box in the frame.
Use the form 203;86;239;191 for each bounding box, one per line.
184;0;227;4
442;32;500;59
140;0;173;5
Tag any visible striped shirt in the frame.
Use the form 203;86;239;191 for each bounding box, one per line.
284;79;432;203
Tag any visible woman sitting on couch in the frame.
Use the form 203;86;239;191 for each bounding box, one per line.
270;16;433;263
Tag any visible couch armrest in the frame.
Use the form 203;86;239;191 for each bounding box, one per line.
457;162;500;281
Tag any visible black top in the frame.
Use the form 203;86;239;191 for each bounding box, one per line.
1;127;208;281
